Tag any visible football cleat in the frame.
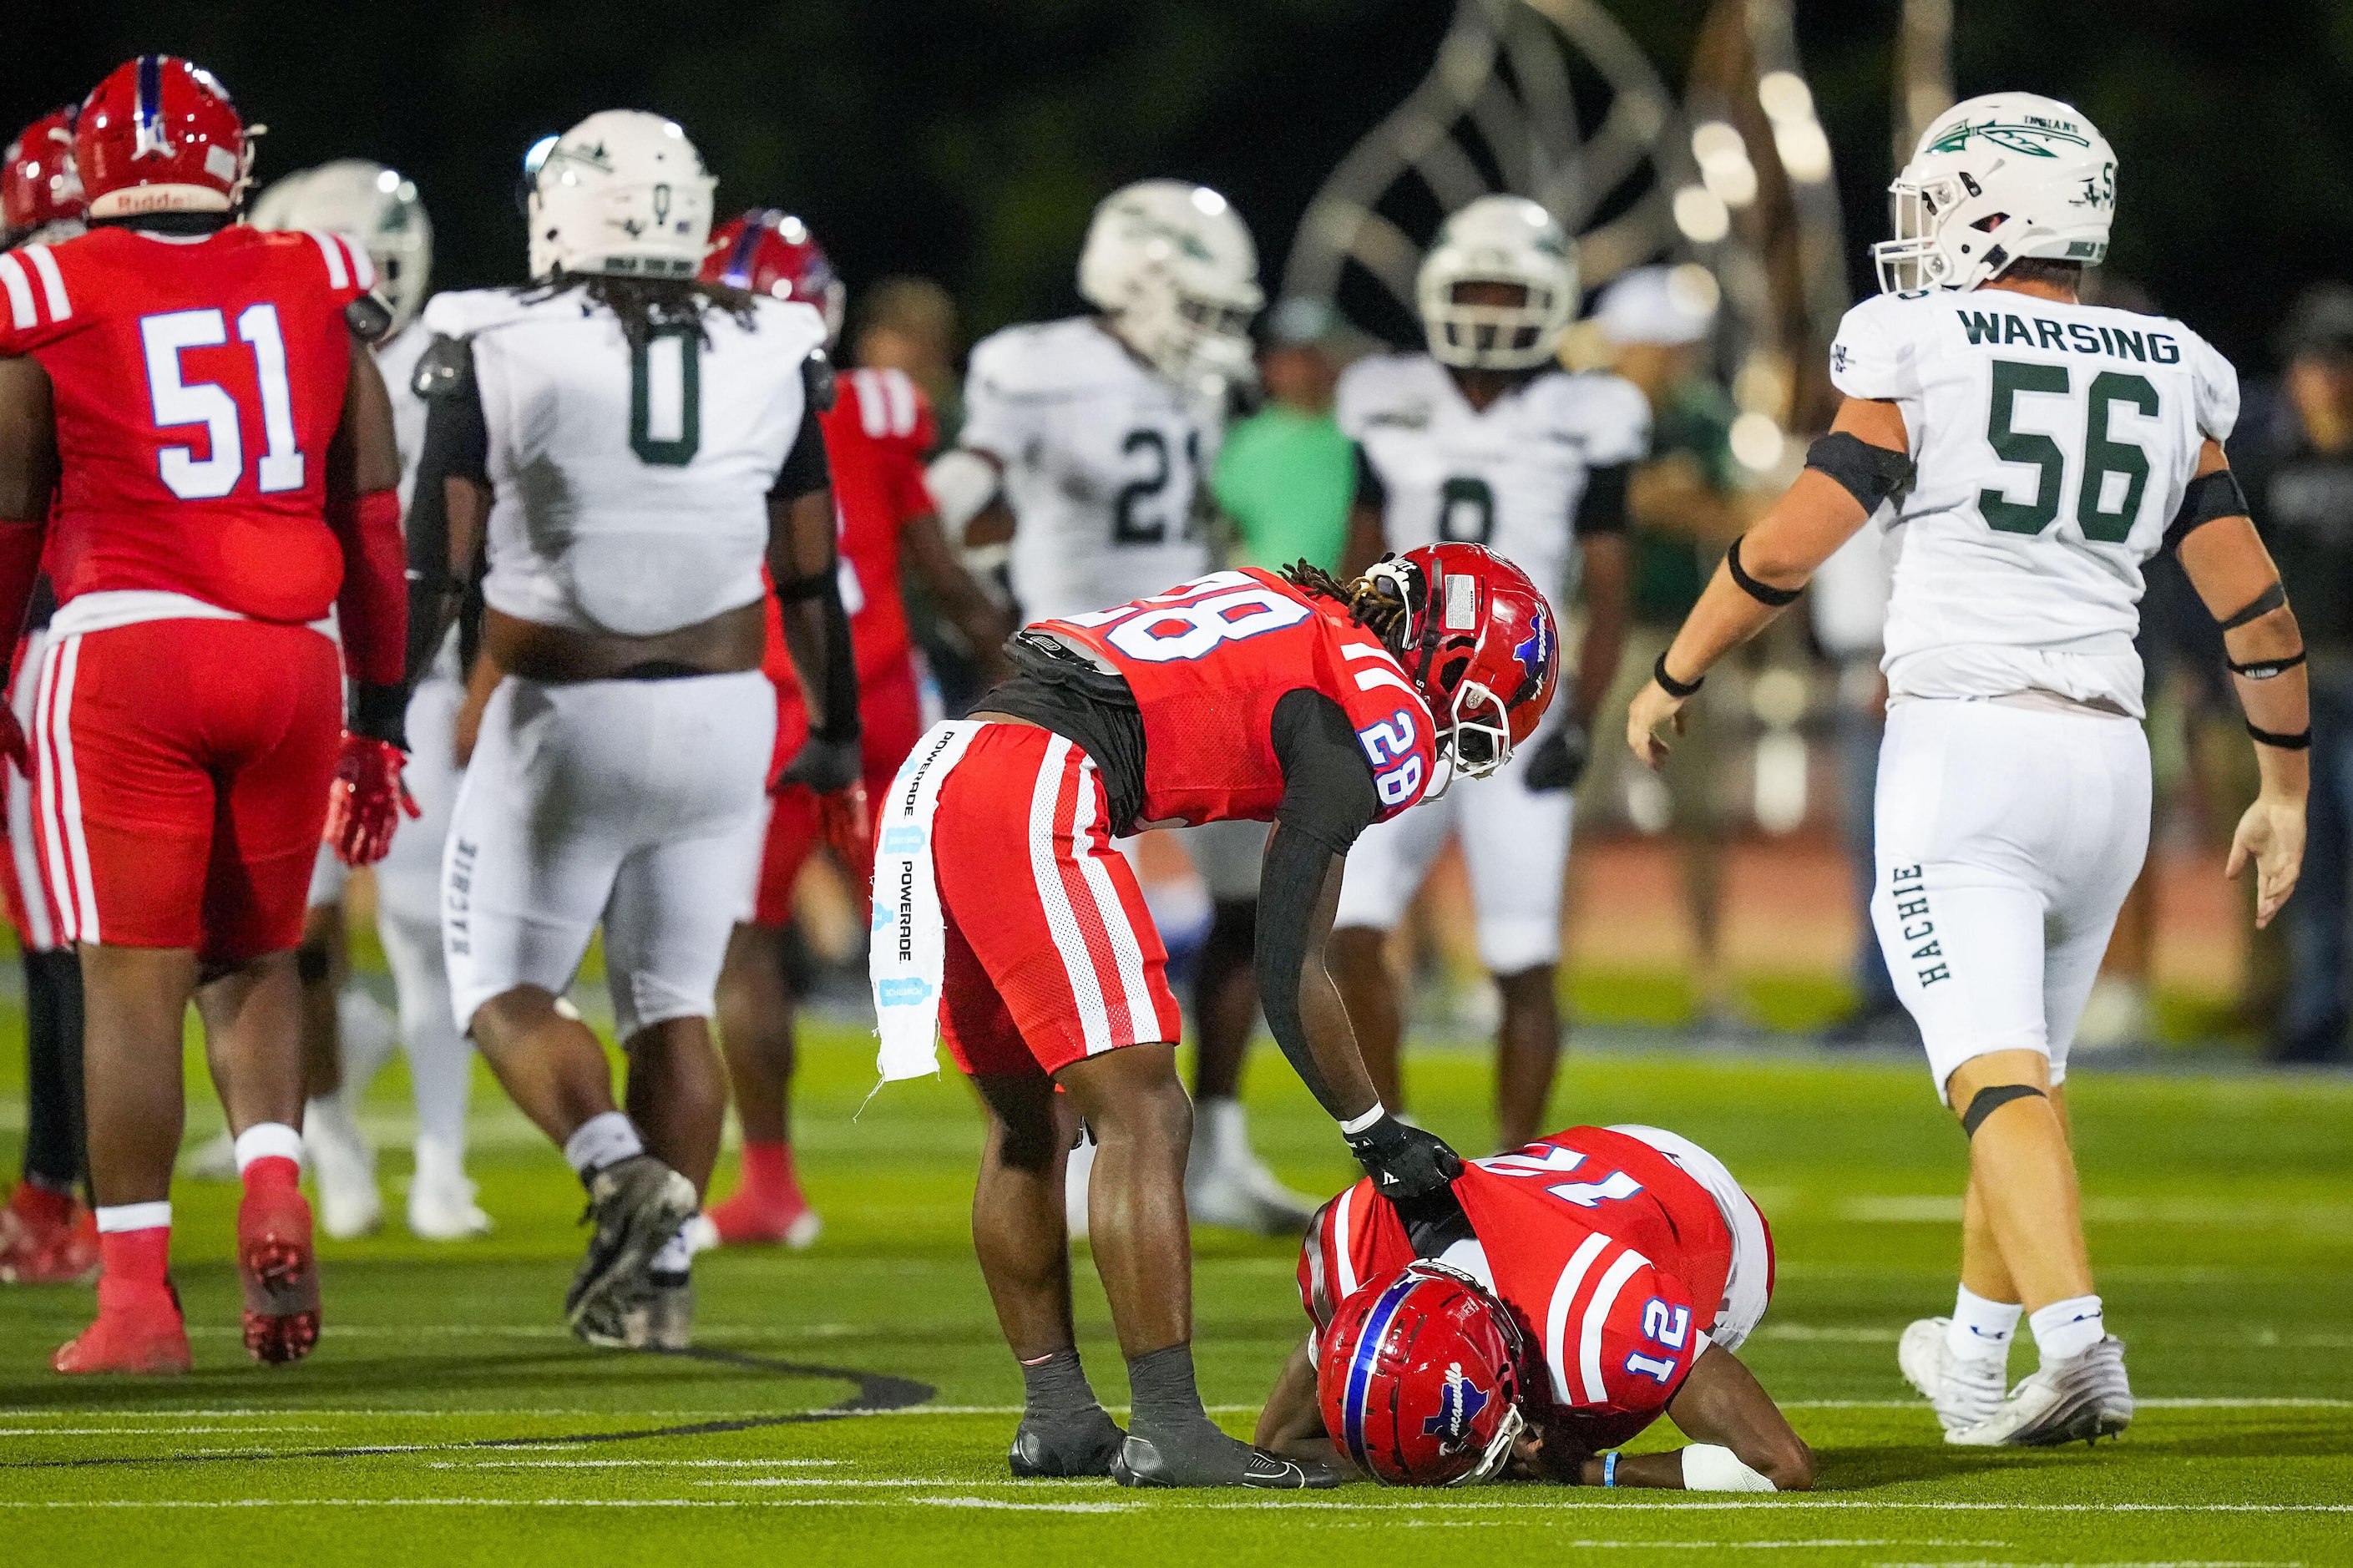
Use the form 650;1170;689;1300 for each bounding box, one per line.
696;1186;822;1250
1899;1317;2007;1432
1112;1427;1338;1490
2;1201;99;1285
54;1282;190;1375
1185;1151;1315;1238
237;1183;322;1365
565;1155;698;1348
304;1095;382;1240
1946;1336;2133;1448
407;1142;493;1242
624;1272;695;1352
1009;1409;1127;1479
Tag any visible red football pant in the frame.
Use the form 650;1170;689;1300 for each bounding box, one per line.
31;619;341;964
931;725;1182;1077
751;656;923;927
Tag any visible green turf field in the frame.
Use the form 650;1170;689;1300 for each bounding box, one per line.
2;1014;2350;1566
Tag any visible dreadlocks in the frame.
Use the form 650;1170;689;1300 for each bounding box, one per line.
525;273;759;348
1281;559;1414;657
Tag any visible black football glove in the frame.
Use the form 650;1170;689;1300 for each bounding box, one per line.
1343;1112;1463;1198
1523;721;1590;793
774;731;862;796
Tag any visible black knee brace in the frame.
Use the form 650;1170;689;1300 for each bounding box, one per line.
1960;1083;2045;1137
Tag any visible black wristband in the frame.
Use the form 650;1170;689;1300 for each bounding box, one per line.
1653;650;1704;699
776;570;835;601
2248;721;2312;750
1727;535;1804;608
351;682;411;750
2229;650;2307;680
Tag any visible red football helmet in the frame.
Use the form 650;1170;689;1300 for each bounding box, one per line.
3;107;83;245
74;55;255;220
1364;542;1557;786
701;209;846;344
1319;1261;1530;1486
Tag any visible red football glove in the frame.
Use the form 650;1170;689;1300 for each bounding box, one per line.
324;733;419;867
0;706;25;780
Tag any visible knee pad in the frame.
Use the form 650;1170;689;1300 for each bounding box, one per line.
1959;1083;2044;1137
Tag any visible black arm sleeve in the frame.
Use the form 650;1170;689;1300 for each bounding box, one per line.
1256;690;1383;1114
403;335;489;687
1574;461;1632;536
2163;466;2251;555
1352;442;1387;512
771;398;832;503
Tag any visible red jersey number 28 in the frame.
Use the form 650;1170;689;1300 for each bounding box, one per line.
141;306;307;500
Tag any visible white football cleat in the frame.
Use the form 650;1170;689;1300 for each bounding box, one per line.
1946;1336;2133;1447
304;1095;382;1240
1186;1150;1316;1237
1899;1317;2007;1432
180;1130;240;1182
407;1136;492;1241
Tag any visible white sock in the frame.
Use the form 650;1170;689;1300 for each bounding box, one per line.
95;1201;171;1233
1195;1097;1247;1165
2030;1294;2106;1367
563;1112;643;1179
650;1229;693;1277
235;1121;305;1172
413;1133;468;1188
1946;1285;2022;1369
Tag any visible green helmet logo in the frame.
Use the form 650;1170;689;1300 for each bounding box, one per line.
1927;118;2092;159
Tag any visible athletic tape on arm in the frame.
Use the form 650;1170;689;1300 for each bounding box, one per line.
1681;1444;1778;1492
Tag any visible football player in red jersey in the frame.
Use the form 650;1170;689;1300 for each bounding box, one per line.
692;211;1010;1251
0;57;409;1373
1257;1122;1813;1490
870;541;1556;1487
0;104;96;1287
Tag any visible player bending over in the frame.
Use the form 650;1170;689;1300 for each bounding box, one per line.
1256;1123;1809;1490
1629;94;2306;1445
871;542;1555;1487
1330;195;1643;1151
0;57;412;1372
401;114;857;1349
694;211;1009;1252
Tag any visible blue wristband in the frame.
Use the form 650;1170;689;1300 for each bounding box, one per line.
1602;1451;1619;1488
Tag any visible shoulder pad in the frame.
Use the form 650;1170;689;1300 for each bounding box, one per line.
412;334;477;402
803;348;837;414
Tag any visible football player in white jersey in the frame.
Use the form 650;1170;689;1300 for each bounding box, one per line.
1630;94;2307;1448
928;181;1311;1236
215;160;491;1242
398;113;857;1348
1327;196;1646;1151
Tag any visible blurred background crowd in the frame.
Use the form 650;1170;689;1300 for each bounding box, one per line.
12;0;2353;1067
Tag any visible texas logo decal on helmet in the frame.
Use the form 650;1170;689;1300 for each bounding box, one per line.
1318;1261;1528;1486
1361;542;1558;792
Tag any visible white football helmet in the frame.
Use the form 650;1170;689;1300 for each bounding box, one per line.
524;110;715;282
1873;93;2116;296
250;159;434;335
1417;195;1576;371
1077;180;1262;391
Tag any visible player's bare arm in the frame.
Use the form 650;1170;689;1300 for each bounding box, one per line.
767;480;861;791
0;357;55;766
1518;1343;1812;1490
1572;531;1631;730
898;508;1014;685
1253;1336;1363;1473
2172;440;2310;926
1627;395;1910;767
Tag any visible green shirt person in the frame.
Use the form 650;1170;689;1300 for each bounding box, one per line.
1214;300;1355;571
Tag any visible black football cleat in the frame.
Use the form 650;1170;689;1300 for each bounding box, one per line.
565;1154;697;1348
1008;1408;1127;1478
1112;1425;1340;1489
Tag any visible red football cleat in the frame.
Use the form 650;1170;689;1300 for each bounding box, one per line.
702;1184;822;1249
53;1282;191;1375
238;1181;321;1365
5;1202;100;1284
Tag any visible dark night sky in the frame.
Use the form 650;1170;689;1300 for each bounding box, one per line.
10;2;2353;371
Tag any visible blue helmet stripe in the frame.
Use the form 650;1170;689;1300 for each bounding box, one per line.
1341;1272;1422;1470
136;55;164;142
721;213;769;288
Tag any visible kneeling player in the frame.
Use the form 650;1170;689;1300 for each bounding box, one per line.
1257;1124;1812;1490
873;544;1554;1487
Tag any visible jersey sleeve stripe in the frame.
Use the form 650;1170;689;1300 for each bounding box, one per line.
19;245;68;322
308;230;350;291
883;367;917;436
341;235;377;291
0;255;35;330
1541;1232;1612;1404
1579;1247;1652;1404
1332;1186;1359;1298
1354;666;1418;698
853;370;887;439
